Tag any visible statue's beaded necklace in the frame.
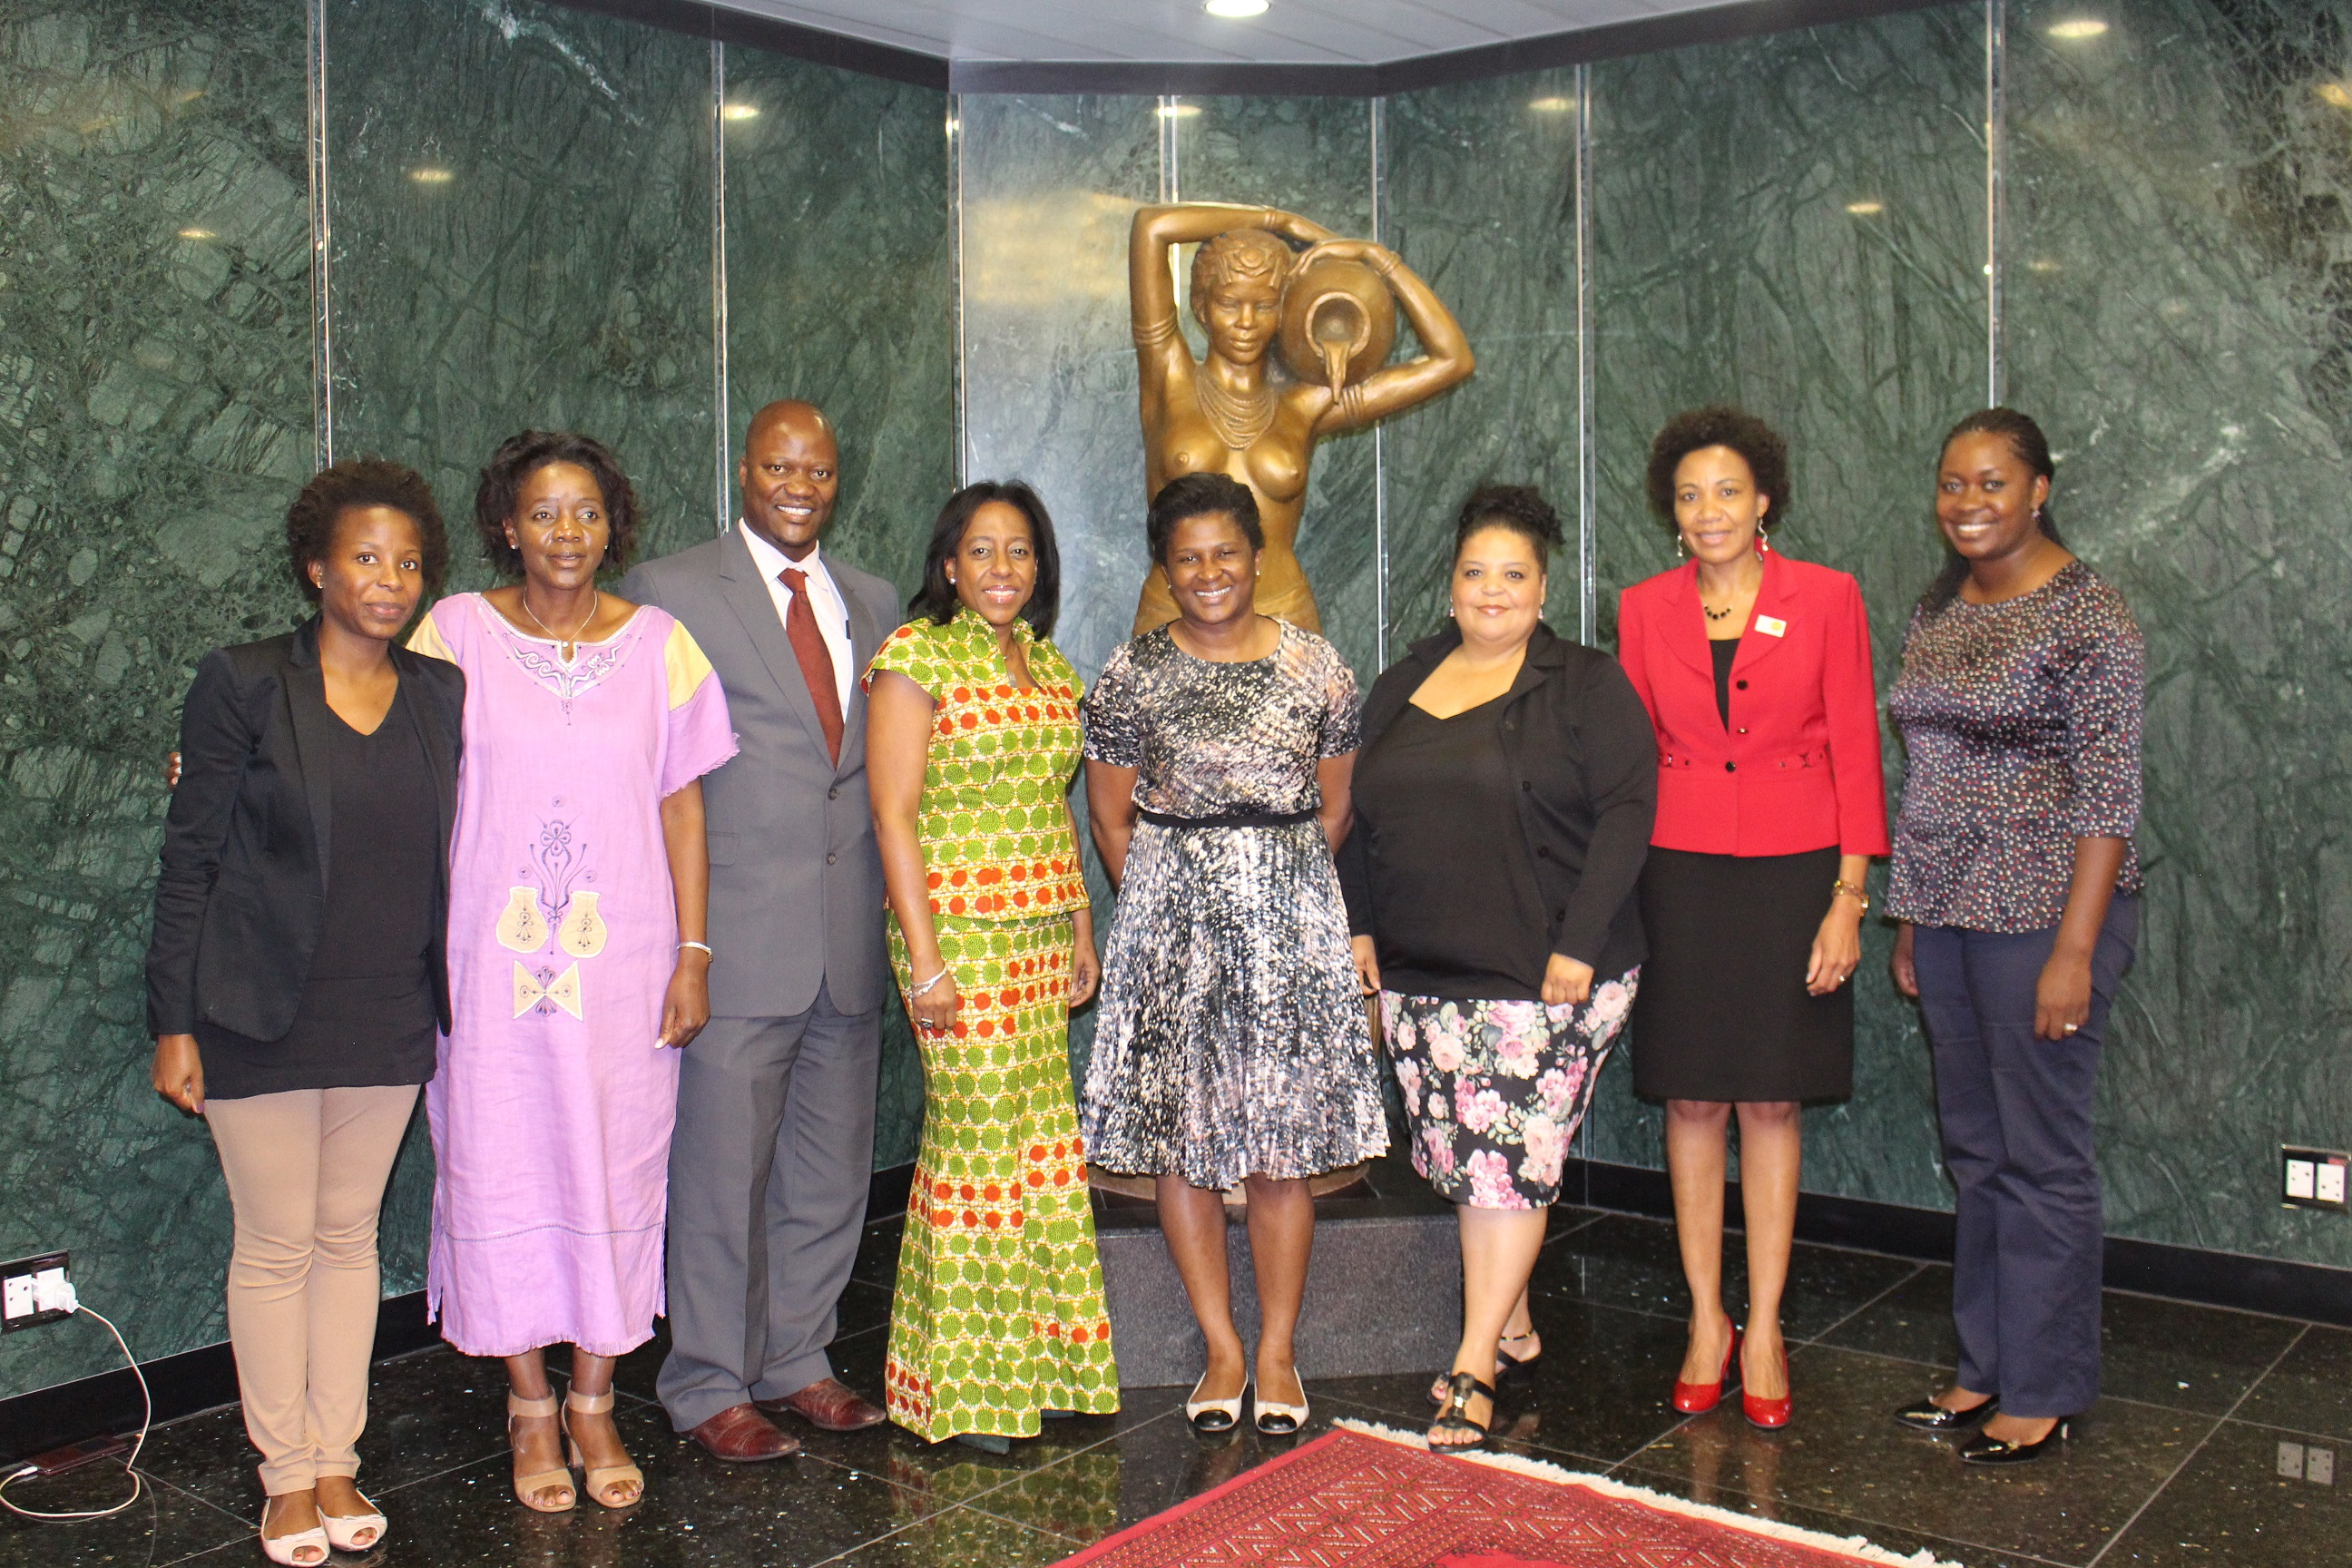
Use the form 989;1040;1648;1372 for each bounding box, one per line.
1194;370;1279;450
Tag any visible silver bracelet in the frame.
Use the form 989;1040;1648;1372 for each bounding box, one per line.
909;968;951;997
677;940;713;958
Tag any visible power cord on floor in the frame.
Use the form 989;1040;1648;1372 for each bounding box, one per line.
0;1285;150;1522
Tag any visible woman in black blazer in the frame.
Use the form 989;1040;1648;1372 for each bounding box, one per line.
146;459;461;1566
1340;486;1657;1450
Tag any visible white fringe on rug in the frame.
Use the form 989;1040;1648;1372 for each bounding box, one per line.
1334;1418;1965;1568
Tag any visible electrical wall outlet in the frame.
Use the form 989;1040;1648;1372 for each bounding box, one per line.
2282;1148;2351;1211
0;1251;70;1332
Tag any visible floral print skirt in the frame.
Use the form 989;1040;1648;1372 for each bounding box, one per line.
1378;968;1639;1210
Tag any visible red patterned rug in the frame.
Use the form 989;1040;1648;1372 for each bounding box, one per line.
1054;1422;1955;1568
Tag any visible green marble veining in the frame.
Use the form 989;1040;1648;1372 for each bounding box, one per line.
1381;70;1583;653
1579;5;1988;1202
956;94;1162;685
717;45;954;1169
1171;94;1380;683
324;0;716;575
2006;0;2352;1267
0;0;312;1400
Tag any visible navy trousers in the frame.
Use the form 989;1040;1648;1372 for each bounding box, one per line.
1913;897;2137;1419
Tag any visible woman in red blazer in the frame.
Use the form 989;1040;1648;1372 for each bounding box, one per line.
1616;407;1889;1430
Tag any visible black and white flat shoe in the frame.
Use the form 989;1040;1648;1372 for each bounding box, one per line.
1254;1373;1308;1436
1186;1372;1248;1434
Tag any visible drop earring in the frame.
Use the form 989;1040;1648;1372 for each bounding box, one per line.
1675;534;1689;560
1755;527;1771;557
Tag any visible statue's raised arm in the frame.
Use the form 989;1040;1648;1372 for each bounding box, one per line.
1127;204;1475;637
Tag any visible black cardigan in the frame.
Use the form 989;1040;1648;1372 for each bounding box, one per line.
1338;622;1658;985
145;619;465;1041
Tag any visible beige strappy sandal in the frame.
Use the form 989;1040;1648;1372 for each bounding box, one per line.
507;1391;576;1513
564;1388;644;1508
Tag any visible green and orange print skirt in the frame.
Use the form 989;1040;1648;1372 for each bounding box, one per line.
884;911;1120;1441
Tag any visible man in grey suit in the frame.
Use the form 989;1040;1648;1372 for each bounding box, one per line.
620;400;899;1460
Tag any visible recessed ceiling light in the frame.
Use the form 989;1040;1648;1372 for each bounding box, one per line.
1158;103;1203;119
2047;18;2108;39
722;103;760;121
2318;82;2352;110
1204;0;1269;15
177;228;215;240
1529;96;1574;113
409;168;455;184
2027;258;2062;272
1845;201;1884;215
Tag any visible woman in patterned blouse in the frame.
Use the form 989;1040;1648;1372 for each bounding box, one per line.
864;481;1118;1452
1885;408;2143;1465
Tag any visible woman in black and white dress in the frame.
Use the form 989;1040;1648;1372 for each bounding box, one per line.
1083;472;1388;1440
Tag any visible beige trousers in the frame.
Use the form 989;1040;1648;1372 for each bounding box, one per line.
206;1084;418;1495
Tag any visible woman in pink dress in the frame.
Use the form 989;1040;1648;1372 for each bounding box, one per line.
407;432;736;1512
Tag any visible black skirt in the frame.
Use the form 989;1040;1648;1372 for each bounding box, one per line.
1630;845;1853;1102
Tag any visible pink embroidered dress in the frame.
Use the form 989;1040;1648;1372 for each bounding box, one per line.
409;593;736;1357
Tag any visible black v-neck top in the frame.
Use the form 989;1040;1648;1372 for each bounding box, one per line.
1348;693;1550;998
197;681;440;1098
1710;638;1740;728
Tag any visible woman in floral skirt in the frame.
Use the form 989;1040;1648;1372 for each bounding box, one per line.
1341;485;1657;1449
865;481;1118;1451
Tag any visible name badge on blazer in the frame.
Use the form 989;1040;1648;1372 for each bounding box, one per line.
1755;615;1788;637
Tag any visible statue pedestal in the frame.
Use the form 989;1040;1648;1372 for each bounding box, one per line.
1092;1156;1461;1388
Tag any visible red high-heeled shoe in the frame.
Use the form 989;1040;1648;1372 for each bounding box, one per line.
1671;1326;1741;1414
1740;1338;1791;1429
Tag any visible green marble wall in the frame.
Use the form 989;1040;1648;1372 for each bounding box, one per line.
1570;5;1988;1202
1380;70;1584;649
11;0;2352;1415
0;0;313;1397
2005;0;2352;1267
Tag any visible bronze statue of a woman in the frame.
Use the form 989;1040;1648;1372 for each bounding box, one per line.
1129;203;1475;635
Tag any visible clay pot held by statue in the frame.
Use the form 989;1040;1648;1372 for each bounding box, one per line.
1278;255;1396;391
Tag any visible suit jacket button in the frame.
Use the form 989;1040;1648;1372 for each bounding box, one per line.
1736;679;1749;690
1738;727;1749;735
1725;761;1737;772
827;852;838;865
828;786;840;799
1536;846;1551;858
1520;780;1532;792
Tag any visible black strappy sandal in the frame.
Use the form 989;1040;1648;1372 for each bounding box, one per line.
1429;1372;1495;1452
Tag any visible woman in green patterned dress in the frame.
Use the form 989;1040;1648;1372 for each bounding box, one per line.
864;481;1119;1451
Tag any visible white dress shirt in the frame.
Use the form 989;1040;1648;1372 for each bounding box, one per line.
738;522;854;712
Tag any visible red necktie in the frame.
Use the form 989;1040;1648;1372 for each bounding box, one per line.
779;566;844;764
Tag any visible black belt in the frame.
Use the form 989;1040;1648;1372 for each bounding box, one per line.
1137;807;1318;829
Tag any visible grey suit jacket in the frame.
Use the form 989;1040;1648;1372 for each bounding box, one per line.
620;529;903;1019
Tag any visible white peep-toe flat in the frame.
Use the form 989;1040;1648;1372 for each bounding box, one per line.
258;1497;330;1567
319;1491;387;1552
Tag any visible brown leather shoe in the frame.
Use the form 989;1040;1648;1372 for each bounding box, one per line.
757;1377;888;1433
685;1403;800;1461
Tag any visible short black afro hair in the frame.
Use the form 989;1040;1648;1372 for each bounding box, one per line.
285;457;448;603
474;430;640;580
1147;472;1263;567
1645;406;1790;532
1454;484;1565;562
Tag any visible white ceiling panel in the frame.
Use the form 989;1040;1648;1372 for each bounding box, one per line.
708;0;1740;65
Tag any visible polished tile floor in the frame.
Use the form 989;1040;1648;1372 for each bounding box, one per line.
4;1203;2347;1567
